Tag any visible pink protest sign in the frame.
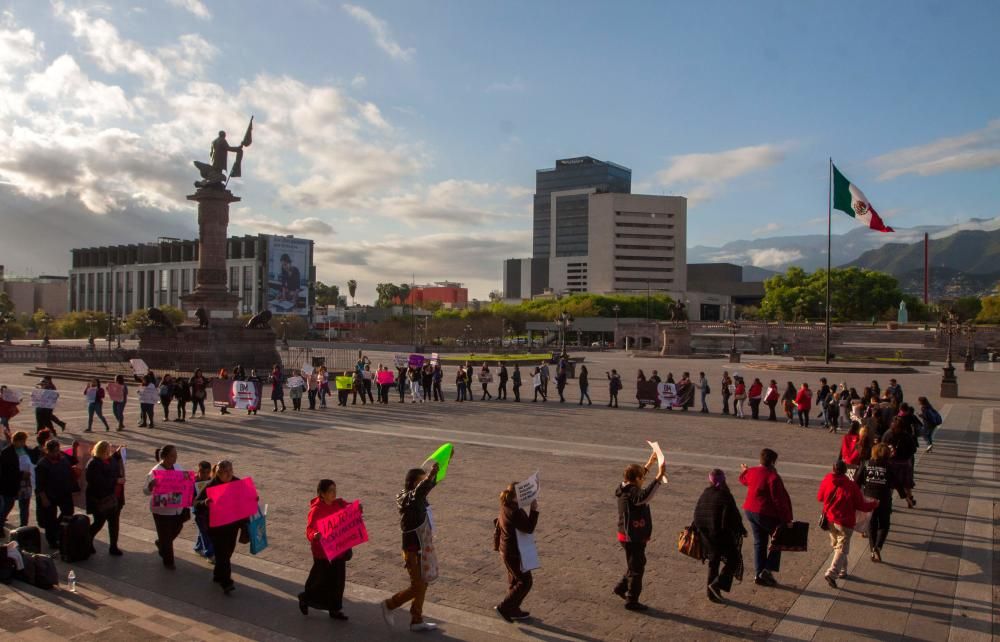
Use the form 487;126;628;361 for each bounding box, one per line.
151;470;196;509
408;354;425;368
317;500;369;562
207;477;259;527
376;371;395;385
106;383;125;403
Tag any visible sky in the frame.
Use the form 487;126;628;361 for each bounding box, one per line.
0;0;998;303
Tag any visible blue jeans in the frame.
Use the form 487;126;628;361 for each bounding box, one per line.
194;510;215;557
112;401;126;426
745;510;782;577
87;401;110;430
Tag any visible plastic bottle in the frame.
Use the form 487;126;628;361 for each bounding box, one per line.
67;570;77;592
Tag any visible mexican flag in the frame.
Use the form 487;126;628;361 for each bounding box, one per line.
832;163;893;232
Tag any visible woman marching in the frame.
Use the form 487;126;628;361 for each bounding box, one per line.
85;440;125;556
299;479;353;620
781;382;796;424
693;469;747;603
194;460;251;594
270;364;287;412
613;452;667;611
108;375;128;431
143;445;187;569
857;443;895;562
494;485;539;622
84;378;111;433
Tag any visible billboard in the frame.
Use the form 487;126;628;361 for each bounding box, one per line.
266;235;311;316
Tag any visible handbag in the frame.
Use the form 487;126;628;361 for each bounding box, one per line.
677;525;703;560
818;511;829;531
770;521;809;552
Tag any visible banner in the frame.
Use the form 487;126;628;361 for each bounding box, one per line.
266;235;311;317
150;470;196;509
335;376;354;390
515;471;540;510
636;381;660;406
646;441;668;484
129;358;149;376
248;505;268;555
423;443;454;482
376;371;395;385
408;354;425;369
106;383;125;403
211;380;233;408
207;477;259;527
231;380;259;410
657;383;677;408
317;500;369;561
393;354;408;368
516;529;540;572
30;389;59;409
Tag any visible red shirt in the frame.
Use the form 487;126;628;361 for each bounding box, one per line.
739;465;793;522
748;382;763;399
795;388;812;410
305;496;348;559
817;472;877;529
840;434;861;466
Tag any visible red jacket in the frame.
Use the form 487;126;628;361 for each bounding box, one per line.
817;472;877;529
739;465;793;522
840;434;861;466
305;496;349;559
748;381;763;399
794;387;811;410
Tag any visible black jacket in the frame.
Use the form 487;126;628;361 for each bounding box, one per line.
85;456;123;513
857;460;894;506
397;473;437;550
616;479;660;543
36;454;74;504
0;444;23;497
692;486;746;554
497;501;539;562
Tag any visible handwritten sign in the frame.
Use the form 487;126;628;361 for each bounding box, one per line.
206;477;259;527
30;389;59;409
317;500;369;561
138;384;160;405
335;376;354;390
646;441;668;484
515;471;540;510
477;373;493;383
516;530;540;572
393;354;408;368
106;383;125;403
431;352;440;366
2;388;22;403
301;364;314;376
286;376;305;389
376;370;395;385
129;358;149;376
423;443;454;482
408;354;425;369
150;469;195;509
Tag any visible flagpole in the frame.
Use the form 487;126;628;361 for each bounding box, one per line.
825;158;832;365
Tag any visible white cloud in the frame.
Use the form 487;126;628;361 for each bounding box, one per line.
751;222;782;237
232;216;335;237
746;248;803;268
485;77;526;93
656;143;789;203
351;74;367;89
167;0;211;20
0;17;42;81
342;4;414;61
870;120;1000;181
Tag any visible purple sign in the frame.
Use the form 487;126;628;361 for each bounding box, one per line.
408;354;425;368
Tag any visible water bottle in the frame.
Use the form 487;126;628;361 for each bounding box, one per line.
67;570;76;593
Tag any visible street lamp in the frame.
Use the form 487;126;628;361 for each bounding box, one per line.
554;310;573;357
40;313;53;347
940;311;959;397
86;316;97;348
0;312;14;346
279;316;289;349
962;321;977;372
726;319;741;363
612;304;620;349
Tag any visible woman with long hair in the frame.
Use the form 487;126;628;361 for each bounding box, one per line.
857;443;895;562
299;479;352;620
143;445;187;568
493;483;539;622
194;460;250;594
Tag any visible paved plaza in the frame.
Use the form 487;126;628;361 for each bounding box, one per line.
0;351;997;641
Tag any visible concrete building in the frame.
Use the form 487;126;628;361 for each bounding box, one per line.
686;263;766;320
0;266;68;316
403;282;468;309
68;234;315;318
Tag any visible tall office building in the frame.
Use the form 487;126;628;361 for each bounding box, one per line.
503;156;686;299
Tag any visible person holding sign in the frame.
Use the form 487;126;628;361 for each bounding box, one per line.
108;375;128;431
85;440;125;556
381;463;439;632
194;460;253;595
613;452;666;611
143;445;188;569
298;479;352;620
493;483;540;622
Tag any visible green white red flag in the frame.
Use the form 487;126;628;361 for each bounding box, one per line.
832;163;893;232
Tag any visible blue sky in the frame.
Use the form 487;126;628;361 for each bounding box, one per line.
1;0;997;300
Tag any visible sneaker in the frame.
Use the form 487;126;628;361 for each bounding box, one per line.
837;571;848;579
925;444;933;452
511;610;530;621
824;573;837;589
759;570;778;586
494;606;513;623
409;622;437;632
707;587;723;603
624;601;649;612
380;601;395;628
707;581;724;601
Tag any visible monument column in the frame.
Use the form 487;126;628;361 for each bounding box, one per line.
180;188;241;322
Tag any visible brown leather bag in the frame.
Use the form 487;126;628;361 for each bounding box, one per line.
677;525;702;560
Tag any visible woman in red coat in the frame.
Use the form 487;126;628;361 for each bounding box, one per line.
817;461;878;588
794;383;812;427
299;479;352;620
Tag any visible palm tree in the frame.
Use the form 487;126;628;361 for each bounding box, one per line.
347;279;357;305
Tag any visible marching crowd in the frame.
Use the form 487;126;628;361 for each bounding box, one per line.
0;363;944;632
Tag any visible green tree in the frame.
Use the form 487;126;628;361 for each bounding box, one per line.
54;311;109;339
347;279;358;305
975;296;1000;323
375;283;401;307
275;314;309;339
123;305;185;331
397;284;411;307
760;267;902;322
315;282;340;308
0;291;14;316
952;296;982;321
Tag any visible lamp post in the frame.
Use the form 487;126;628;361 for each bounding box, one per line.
40;313;53;347
86;316;97;348
940;311;959;397
279;316;289;349
727;319;741;363
0;312;13;346
612;304;620;349
963;321;977;372
464;323;472;349
554;310;573;358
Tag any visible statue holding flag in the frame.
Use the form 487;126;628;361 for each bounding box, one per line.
194;116;253;189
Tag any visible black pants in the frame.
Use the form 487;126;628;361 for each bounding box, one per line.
301;556;347;612
498;381;507;399
152;513;186;566
338;390;349;406
499;556;532;612
176;401;187;420
35;408;55;432
722;395;731;415
193;398;206;415
512;384;520;402
481;384;492;400
209;523;240;587
749;398;761;420
868;505;891;551
90;507;120;550
557;384;566;402
615;541;646;602
364;381;375;403
308;389;317;410
292;397;302;410
799;409;810;427
706;542;738;591
160;397;172;419
533;386;546;401
608;391;618;407
766;401;777;421
433;382;443;401
37;499;73;549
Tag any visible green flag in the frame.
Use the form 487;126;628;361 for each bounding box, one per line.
423;443;454;482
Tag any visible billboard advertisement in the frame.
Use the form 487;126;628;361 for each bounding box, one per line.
266;235;311;316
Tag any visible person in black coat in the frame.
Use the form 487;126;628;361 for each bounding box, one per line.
613;453;666;611
194;460;251;594
85;440;125;555
35;439;75;549
494;484;539;622
693;469;747;603
857;443;895;562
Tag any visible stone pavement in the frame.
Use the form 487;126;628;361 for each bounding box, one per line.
0;353;996;641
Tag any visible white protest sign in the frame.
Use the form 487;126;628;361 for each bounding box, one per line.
646;441;668;484
287;376;305;389
2;388;22;403
532;374;542;388
431;352;439;366
301;364;314;376
393;354;408;368
516;530;540;572
30;389;59;409
232;381;256;410
129;358;149;376
656;383;676;409
515;471;540;510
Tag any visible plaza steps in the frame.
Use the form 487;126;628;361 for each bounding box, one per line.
22;363;142;385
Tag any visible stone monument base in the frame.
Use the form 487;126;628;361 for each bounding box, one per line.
138;322;281;373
